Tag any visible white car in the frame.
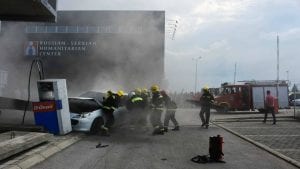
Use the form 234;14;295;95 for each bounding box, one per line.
69;97;104;133
290;99;300;106
69;91;128;133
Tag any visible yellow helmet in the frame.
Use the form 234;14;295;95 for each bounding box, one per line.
150;84;159;92
135;88;142;95
107;90;113;97
142;88;148;94
202;86;209;92
117;90;124;97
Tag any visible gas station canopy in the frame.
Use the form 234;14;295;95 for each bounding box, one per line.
0;0;57;22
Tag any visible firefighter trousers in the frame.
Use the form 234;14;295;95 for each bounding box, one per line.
164;110;179;127
200;106;210;125
150;109;163;128
103;109;115;129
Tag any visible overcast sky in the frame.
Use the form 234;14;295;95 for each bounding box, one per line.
58;0;300;92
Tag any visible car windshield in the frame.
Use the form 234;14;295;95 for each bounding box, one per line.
68;98;102;113
79;91;106;105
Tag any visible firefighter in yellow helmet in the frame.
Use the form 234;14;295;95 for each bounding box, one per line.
115;90;125;107
134;88;142;96
150;84;159;93
150;84;165;135
117;90;124;97
101;90;118;136
141;88;150;108
140;88;151;126
199;86;214;129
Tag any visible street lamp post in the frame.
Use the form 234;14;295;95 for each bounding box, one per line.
193;56;202;94
286;70;289;83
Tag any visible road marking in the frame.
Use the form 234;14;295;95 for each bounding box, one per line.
224;127;300;129
274;149;300;152
213;122;300;168
245;135;300;137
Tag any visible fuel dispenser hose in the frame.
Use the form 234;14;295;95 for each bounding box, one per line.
21;58;45;125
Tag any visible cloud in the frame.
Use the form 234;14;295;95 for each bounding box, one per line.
192;0;253;21
173;0;256;38
259;28;300;41
57;0;300;91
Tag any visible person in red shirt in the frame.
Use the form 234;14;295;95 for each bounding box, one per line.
263;90;276;124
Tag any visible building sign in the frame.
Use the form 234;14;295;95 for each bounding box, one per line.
24;41;38;56
32;101;56;112
24;40;97;57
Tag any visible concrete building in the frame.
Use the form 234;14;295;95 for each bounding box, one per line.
0;10;165;124
0;10;165;98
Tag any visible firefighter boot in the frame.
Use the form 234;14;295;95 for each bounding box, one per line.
205;124;209;129
152;126;164;135
172;126;180;131
100;126;110;137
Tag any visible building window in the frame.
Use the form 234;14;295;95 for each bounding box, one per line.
78;26;87;33
67;26;77;33
47;26;56;33
88;26;98;33
57;26;67;33
25;26;37;33
37;26;46;33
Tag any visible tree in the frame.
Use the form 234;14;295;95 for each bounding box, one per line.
292;84;298;92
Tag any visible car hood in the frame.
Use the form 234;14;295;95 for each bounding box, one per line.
69;98;102;113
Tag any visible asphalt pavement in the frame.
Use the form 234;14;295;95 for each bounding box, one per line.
29;108;299;169
213;109;300;167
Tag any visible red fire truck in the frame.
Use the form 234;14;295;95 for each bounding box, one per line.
213;81;289;112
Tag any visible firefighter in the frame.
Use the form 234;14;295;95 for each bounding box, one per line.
134;88;142;97
141;88;150;108
101;90;118;136
126;91;146;126
115;90;125;107
161;90;179;132
141;88;151;124
150;84;165;135
199;87;214;129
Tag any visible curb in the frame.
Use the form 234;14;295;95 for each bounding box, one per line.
212;122;300;169
3;135;83;169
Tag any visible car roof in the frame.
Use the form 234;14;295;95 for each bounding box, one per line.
69;97;95;100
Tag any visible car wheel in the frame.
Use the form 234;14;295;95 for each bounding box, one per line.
220;103;229;113
90;117;104;134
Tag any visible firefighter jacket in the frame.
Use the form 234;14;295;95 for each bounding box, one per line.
141;93;150;108
126;95;145;111
162;94;177;110
151;92;164;109
200;92;214;108
102;95;118;112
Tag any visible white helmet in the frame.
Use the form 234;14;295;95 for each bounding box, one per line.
128;91;136;98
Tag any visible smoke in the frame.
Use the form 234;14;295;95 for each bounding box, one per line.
0;11;165;99
42;11;165;96
0;22;40;100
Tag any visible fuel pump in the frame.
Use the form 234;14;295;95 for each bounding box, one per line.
33;79;71;135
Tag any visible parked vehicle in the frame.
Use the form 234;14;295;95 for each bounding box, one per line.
213;81;289;112
288;92;300;106
69;91;128;133
290;99;300;106
69;97;104;133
